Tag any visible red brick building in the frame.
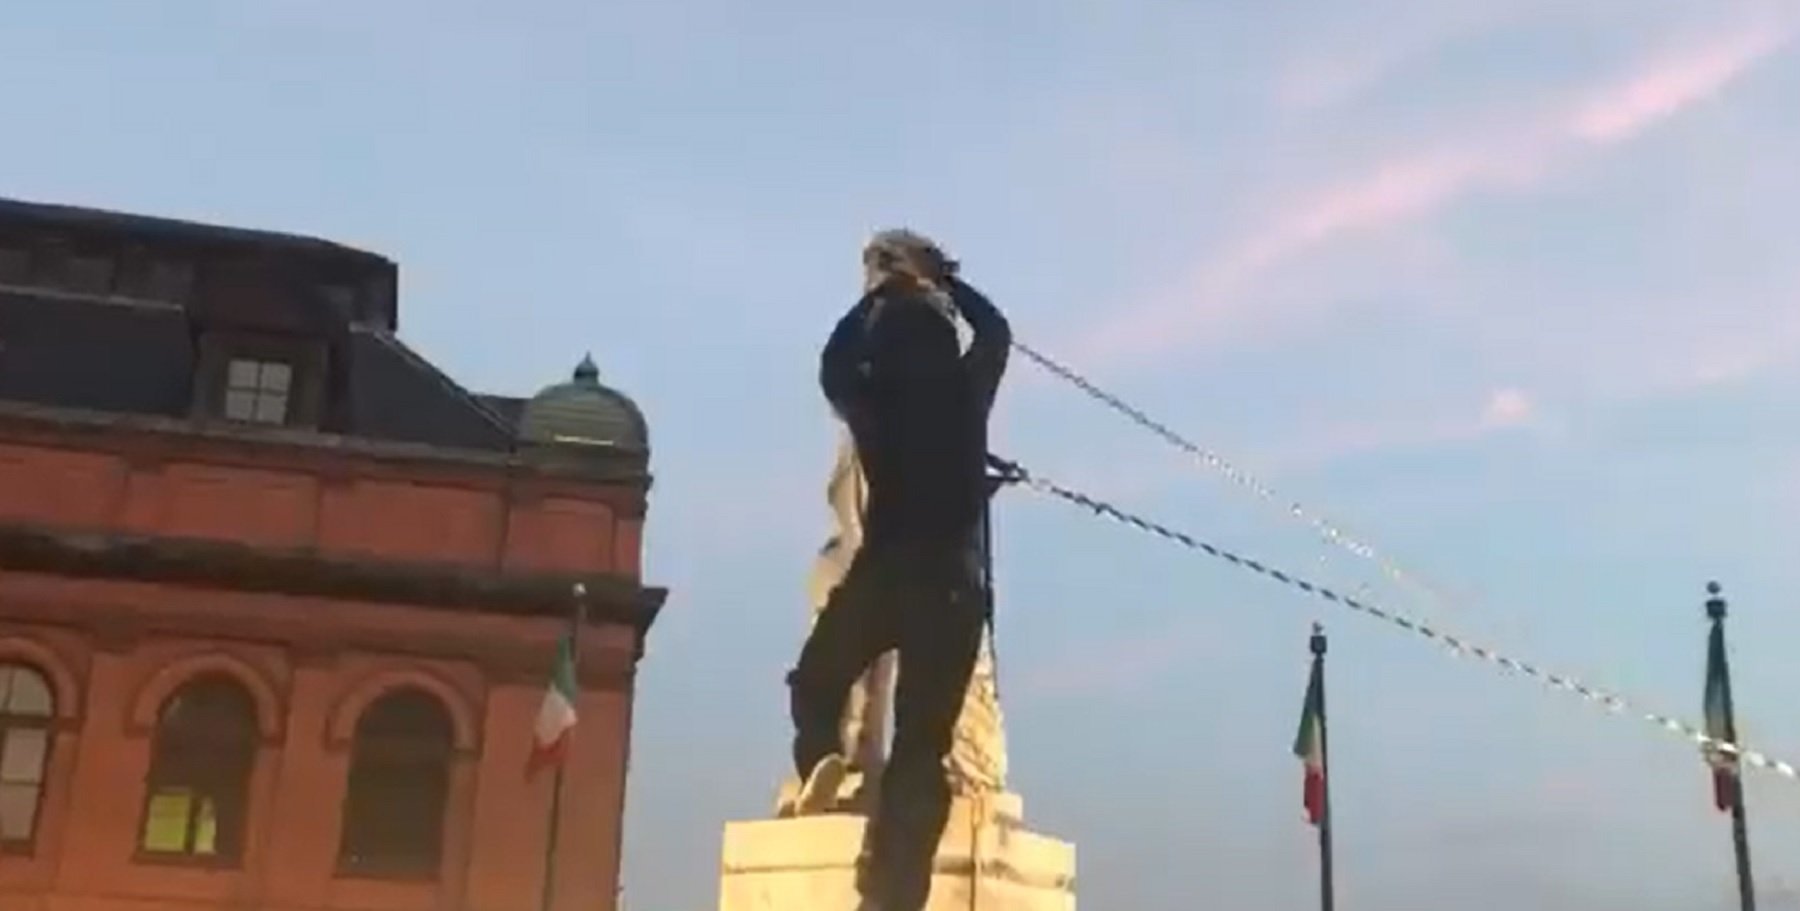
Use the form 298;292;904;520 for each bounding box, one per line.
0;198;664;911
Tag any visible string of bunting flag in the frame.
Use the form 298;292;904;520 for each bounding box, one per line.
1013;340;1466;615
986;455;1800;785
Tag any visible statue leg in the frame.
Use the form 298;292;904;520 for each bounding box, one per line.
946;628;1007;795
844;650;895;810
842;649;893;769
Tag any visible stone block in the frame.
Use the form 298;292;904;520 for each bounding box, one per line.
719;794;1075;911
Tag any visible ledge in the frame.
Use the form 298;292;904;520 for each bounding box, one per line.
0;523;666;643
0;399;652;489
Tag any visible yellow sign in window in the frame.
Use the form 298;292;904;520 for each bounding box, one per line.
141;788;218;855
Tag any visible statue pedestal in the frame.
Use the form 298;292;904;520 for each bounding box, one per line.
718;793;1076;911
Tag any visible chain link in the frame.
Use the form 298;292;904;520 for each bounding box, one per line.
1013;340;1466;615
989;457;1793;784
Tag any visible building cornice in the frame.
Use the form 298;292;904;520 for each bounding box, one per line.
0;522;667;644
0;401;654;517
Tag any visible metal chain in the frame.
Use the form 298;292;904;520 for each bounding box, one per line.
989;457;1794;783
1013;340;1465;615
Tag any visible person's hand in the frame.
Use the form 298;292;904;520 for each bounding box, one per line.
909;242;957;285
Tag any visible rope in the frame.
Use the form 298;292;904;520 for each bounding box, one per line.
1013;340;1466;615
988;456;1794;784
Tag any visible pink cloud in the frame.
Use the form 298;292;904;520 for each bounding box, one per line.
1073;17;1794;368
1480;388;1534;429
1071;148;1513;365
1571;23;1793;144
1273;1;1531;112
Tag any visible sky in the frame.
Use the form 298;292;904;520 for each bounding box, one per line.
4;1;1800;908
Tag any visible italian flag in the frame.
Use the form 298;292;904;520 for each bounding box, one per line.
1293;660;1326;826
528;633;578;777
1703;623;1736;812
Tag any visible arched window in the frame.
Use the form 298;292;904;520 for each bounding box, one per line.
0;663;54;850
138;675;257;862
336;689;454;877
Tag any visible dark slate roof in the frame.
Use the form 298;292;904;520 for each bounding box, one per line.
476;394;528;431
0;291;194;418
0;288;519;453
0;196;388;266
0;197;650;462
344;328;515;451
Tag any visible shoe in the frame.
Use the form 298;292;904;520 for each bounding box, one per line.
795;753;849;815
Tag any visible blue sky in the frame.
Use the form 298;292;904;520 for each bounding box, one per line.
6;1;1800;907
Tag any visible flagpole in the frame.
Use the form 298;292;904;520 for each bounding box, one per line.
1707;582;1755;911
1312;623;1335;911
541;582;589;911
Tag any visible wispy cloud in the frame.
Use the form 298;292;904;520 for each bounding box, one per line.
1571;23;1793;144
1272;1;1528;112
1480;387;1534;429
1249;386;1540;475
1076;16;1796;368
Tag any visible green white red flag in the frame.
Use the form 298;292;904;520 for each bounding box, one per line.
1703;623;1737;812
528;633;578;777
1293;659;1326;826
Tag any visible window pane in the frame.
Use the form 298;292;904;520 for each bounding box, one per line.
0;728;47;784
357;690;454;743
223;389;259;421
6;668;52;716
226;359;260;390
259;362;292;393
142;788;193;853
160;676;256;739
193;796;218;856
341;766;446;873
251;392;288;424
0;781;39;841
143;678;255;860
339;690;453;875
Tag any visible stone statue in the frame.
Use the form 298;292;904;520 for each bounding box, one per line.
776;432;1009;814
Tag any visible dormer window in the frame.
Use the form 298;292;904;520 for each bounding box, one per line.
191;331;324;430
223;358;292;424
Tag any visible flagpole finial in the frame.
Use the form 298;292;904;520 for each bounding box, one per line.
1310;623;1327;656
1706;581;1727;621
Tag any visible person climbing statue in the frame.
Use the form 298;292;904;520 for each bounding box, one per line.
785;228;1010;911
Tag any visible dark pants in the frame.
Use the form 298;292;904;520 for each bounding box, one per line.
789;536;986;910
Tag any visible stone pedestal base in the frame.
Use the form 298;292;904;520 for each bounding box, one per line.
719;793;1075;911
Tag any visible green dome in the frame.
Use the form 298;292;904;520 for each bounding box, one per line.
517;355;648;452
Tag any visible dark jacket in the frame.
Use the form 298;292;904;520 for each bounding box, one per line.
820;278;1010;548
